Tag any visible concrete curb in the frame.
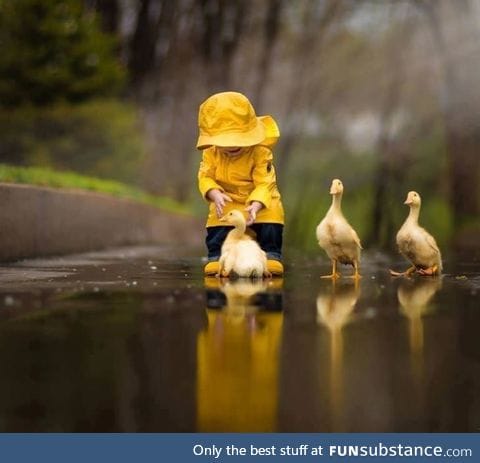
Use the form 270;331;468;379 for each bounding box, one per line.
0;183;204;261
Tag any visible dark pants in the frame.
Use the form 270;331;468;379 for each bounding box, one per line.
206;223;283;261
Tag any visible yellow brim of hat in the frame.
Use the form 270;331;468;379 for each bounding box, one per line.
258;115;280;148
197;115;280;150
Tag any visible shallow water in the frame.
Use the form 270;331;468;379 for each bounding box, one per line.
0;246;478;432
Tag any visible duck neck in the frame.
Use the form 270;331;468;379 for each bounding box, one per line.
230;222;246;238
407;205;420;224
329;193;342;213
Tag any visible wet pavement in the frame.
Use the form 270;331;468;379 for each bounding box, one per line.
0;245;479;432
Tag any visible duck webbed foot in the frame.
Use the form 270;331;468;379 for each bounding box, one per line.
321;260;342;280
320;273;341;280
389;266;416;277
218;268;231;278
417;265;439;276
346;261;361;281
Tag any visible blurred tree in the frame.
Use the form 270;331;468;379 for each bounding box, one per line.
415;0;480;229
86;0;120;34
0;0;125;107
252;0;283;110
197;0;249;90
276;0;349;177
0;101;146;184
370;3;412;247
128;0;176;86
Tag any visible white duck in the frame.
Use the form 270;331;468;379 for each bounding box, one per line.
390;191;442;276
218;210;271;278
316;179;362;280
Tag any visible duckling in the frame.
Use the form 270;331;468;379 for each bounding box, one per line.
390;191;442;276
218;210;271;278
316;179;362;280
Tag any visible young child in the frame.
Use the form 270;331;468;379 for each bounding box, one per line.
197;91;285;276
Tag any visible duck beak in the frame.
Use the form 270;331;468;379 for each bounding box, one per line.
219;215;226;222
404;197;413;205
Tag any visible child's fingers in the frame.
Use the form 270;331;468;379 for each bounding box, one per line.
245;210;256;225
222;194;233;202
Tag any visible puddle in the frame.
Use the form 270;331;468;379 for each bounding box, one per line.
0;246;478;432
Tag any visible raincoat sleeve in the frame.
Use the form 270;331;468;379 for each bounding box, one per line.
198;149;223;200
246;147;277;209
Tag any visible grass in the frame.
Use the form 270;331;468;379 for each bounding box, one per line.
0;164;191;214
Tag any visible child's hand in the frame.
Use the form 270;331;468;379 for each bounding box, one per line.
245;201;264;226
207;189;233;217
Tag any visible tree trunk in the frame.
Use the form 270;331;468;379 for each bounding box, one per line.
92;0;120;34
252;0;283;111
197;0;248;90
370;3;412;247
129;0;176;87
276;0;345;179
417;0;480;226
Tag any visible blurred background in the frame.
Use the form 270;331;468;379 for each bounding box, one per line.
1;0;479;253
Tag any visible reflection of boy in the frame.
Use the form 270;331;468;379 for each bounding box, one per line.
197;92;284;276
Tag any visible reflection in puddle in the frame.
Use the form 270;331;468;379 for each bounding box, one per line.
316;281;360;430
397;277;442;406
0;246;478;432
197;279;283;432
398;277;442;354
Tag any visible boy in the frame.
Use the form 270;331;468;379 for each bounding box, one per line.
197;91;284;276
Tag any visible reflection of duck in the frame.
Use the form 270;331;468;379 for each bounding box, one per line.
316;281;360;430
390;191;442;277
197;278;283;432
220;279;268;321
316;281;359;331
398;277;442;353
219;210;270;278
221;279;268;300
316;179;362;280
204;276;283;312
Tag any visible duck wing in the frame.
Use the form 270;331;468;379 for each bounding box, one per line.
350;227;363;250
421;228;440;255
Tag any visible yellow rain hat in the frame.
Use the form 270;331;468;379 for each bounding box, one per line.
196;92;280;150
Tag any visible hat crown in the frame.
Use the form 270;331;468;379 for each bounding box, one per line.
199;92;258;136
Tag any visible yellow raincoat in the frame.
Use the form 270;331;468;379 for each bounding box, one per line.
196;309;283;431
198;145;284;227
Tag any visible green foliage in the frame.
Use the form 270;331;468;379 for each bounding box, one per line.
0;163;191;214
0;100;146;185
0;0;125;107
420;198;453;248
283;139;375;251
281;128;455;252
